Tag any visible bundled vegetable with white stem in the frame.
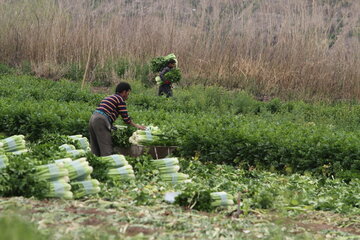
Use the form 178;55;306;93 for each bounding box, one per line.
67;135;90;151
129;126;174;146
98;154;128;168
59;144;76;152
64;158;93;180
108;165;135;180
0;135;26;152
160;173;189;184
34;162;69;181
44;179;73;200
64;149;86;159
71;179;101;199
210;192;234;207
0;154;9;170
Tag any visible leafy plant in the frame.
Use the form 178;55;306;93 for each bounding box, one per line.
174;184;215;212
150;53;177;73
0;154;48;198
164;68;182;84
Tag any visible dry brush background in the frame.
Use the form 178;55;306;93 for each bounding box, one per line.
0;0;359;100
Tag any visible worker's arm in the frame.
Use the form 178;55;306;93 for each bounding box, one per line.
159;67;170;81
129;121;146;130
117;99;146;130
118;102;132;124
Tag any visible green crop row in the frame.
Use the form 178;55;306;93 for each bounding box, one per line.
0;75;103;105
1;74;360;177
0;97;91;141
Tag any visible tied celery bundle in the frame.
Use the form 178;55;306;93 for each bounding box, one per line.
98;154;128;168
151;158;180;174
59;143;87;158
129;126;173;146
158;165;180;174
0;154;9;170
64;158;93;181
108;165;135;180
210;192;234;207
152;158;187;182
68;135;82;139
11;149;28;155
59;144;76;152
74;175;92;181
54;158;72;164
0;135;26;152
71;179;101;199
33;162;72;200
44;179;73;200
75;138;90;151
34;162;69;181
150;53;177;73
150;158;179;168
87;154;134;182
68;135;90;152
64;149;86;159
160;173;189;184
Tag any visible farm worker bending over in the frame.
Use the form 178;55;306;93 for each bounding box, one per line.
89;82;146;156
158;59;177;98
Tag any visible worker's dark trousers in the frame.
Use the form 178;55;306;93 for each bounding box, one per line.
158;84;173;98
89;113;112;157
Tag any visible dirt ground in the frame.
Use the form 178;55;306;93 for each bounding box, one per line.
1;197;360;239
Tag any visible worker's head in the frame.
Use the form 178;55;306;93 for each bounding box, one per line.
115;82;132;100
167;59;176;68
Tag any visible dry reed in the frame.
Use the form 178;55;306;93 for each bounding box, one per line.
0;0;359;100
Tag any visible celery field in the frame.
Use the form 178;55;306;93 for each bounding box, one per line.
1;74;360;239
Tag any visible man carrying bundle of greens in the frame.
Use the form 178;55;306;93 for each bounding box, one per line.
89;82;146;157
158;59;177;98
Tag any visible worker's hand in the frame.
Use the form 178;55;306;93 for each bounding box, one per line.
130;121;146;130
136;124;147;130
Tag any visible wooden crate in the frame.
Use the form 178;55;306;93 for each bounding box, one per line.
114;145;178;159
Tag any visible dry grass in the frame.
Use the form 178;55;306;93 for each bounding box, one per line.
0;0;359;100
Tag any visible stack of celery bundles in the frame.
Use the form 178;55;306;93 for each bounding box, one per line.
210;192;234;207
151;157;189;184
46;179;73;200
0;135;28;155
100;154;135;181
34;161;73;199
68;135;91;152
61;157;93;181
129;126;169;146
55;157;100;198
59;144;86;159
98;154;128;168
